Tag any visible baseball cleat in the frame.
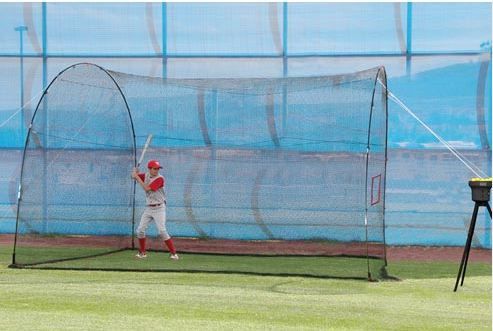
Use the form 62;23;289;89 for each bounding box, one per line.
135;252;147;259
169;253;179;260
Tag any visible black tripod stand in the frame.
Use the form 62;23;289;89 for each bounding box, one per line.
454;179;492;292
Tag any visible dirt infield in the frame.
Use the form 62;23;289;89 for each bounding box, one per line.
1;234;490;263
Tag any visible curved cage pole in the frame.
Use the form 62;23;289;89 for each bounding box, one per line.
364;66;388;280
380;68;389;267
11;63;137;265
12;65;72;265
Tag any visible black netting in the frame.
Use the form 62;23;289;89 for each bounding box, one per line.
12;63;387;280
13;64;136;265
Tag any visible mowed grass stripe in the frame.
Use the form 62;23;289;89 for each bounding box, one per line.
0;246;490;330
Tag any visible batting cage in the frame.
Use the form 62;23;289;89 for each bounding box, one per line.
11;63;388;280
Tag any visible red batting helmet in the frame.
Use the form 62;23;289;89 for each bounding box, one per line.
147;160;162;169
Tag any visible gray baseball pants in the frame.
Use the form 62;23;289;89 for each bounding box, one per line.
136;205;170;240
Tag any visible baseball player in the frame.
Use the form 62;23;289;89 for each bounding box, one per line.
131;160;178;260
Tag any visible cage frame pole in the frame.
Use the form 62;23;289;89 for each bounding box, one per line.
364;66;388;280
282;2;288;134
406;2;413;76
161;2;167;78
11;63;137;265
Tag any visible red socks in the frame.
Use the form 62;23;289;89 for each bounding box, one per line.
139;237;176;254
165;238;176;254
138;238;146;254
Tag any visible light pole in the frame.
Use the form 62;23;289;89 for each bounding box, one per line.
15;25;28;137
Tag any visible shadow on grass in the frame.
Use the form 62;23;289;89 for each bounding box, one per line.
1;245;490;281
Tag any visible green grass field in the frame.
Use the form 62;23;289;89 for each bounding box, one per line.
0;245;491;330
12;246;386;279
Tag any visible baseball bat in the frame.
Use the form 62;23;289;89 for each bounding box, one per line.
137;134;153;168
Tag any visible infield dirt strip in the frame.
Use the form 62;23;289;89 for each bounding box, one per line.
1;234;490;263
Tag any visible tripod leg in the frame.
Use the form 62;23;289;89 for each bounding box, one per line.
454;203;479;291
460;204;480;286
